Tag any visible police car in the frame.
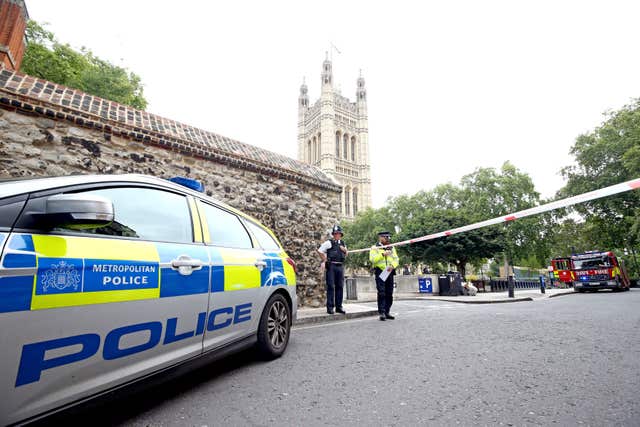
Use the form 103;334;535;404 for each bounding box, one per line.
0;174;297;425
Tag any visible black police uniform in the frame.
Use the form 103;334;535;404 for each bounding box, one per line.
373;241;395;317
325;239;346;312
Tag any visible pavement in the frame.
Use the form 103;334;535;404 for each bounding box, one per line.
294;287;576;325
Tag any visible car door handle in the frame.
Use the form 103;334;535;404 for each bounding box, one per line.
255;260;267;271
171;255;203;276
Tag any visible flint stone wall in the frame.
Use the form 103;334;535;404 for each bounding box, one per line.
0;69;341;307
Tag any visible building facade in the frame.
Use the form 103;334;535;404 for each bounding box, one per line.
0;0;28;71
297;57;372;219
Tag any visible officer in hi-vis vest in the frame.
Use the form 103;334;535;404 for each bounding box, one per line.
318;225;348;314
369;231;400;321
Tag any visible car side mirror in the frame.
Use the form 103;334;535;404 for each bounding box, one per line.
43;194;114;230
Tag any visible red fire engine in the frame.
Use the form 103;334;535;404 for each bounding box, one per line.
571;251;630;292
550;257;573;286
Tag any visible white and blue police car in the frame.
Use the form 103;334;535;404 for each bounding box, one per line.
0;174;297;425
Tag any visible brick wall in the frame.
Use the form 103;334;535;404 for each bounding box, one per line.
0;1;27;70
0;67;341;307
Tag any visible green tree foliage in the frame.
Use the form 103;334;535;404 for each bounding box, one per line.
397;208;503;277
343;162;544;277
545;217;599;257
343;102;640;278
388;185;504;277
560;99;640;275
460;163;544;268
21;21;147;110
342;207;395;270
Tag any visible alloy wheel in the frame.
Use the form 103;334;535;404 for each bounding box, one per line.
267;300;289;349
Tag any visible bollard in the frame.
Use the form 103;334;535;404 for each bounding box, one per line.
539;275;546;294
508;275;515;298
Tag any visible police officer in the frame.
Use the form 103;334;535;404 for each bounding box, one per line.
318;225;348;314
369;231;399;321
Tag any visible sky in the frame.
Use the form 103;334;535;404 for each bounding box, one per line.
25;0;640;208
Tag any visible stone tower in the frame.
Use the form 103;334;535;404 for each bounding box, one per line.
0;0;28;71
297;55;372;219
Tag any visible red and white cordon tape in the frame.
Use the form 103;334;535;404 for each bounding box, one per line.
348;177;640;254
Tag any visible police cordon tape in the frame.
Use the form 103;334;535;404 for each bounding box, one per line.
348;177;640;254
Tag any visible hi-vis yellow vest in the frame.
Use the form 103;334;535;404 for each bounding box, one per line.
369;244;399;270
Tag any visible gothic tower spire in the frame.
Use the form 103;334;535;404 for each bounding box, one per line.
357;70;367;103
297;77;309;162
298;77;309;108
321;52;333;92
297;56;372;219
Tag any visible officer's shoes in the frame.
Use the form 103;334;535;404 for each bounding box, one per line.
336;307;346;314
379;315;386;321
327;309;334;314
385;313;395;320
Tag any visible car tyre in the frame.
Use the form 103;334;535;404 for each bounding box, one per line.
257;293;291;360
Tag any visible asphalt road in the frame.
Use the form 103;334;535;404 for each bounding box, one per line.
47;290;640;426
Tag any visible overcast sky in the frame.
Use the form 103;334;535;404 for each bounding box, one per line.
25;0;640;208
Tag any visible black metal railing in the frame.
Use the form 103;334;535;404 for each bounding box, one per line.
488;278;541;292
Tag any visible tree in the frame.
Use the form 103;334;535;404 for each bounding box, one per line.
545;216;599;258
386;185;505;277
342;207;395;270
343;163;547;277
21;21;148;110
560;99;640;275
459;163;545;270
397;208;503;277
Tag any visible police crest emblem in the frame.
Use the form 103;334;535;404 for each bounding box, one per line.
41;260;81;292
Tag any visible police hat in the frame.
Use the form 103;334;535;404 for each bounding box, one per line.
377;231;391;237
332;225;344;235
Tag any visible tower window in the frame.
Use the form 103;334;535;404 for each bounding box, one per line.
351;137;356;162
312;137;317;163
335;132;340;158
344;187;350;217
353;188;358;215
343;134;349;160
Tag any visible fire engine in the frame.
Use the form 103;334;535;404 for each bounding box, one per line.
550;257;573;286
571;251;630;292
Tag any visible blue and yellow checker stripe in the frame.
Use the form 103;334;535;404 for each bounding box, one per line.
217;248;261;292
0;233;294;313
156;242;209;297
196;198;295;290
34;234;160;310
0;233;36;312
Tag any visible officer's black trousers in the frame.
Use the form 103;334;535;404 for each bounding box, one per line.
325;263;344;310
374;268;394;315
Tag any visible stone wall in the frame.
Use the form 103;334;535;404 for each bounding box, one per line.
0;68;342;307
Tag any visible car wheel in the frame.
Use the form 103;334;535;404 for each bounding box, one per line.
257;293;291;359
576;288;585;293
